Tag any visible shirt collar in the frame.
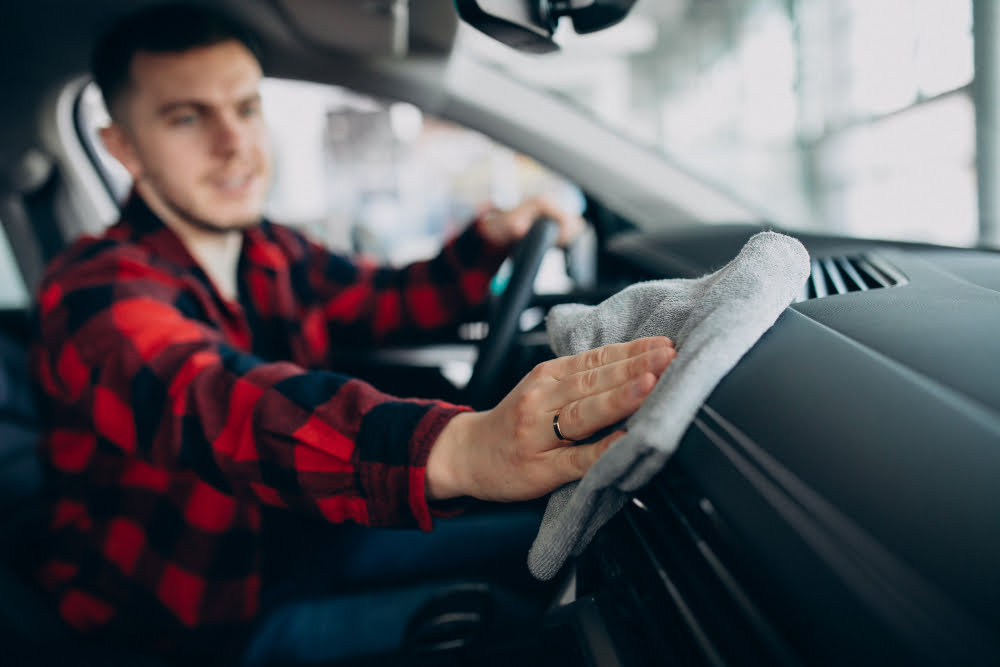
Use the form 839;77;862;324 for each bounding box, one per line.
117;190;274;270
118;191;202;271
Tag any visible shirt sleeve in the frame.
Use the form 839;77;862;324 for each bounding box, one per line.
272;217;510;346
33;243;470;530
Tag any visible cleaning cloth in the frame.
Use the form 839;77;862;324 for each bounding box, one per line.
528;231;810;580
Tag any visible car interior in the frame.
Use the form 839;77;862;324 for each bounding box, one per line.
1;0;999;665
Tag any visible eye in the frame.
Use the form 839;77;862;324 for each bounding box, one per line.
170;114;198;127
239;101;261;118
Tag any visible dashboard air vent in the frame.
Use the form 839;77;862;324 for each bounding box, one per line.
796;254;907;302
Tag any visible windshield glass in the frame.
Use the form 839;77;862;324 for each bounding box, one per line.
457;0;976;247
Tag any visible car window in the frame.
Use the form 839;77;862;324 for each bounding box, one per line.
458;0;976;247
76;78;582;291
0;221;29;309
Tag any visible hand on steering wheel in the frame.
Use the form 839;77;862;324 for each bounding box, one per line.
465;217;560;409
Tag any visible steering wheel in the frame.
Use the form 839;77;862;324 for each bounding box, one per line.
464;218;560;409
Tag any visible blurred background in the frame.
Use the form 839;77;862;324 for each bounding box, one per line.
461;0;979;248
77;0;986;266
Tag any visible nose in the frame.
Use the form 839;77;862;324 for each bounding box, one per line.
212;112;250;156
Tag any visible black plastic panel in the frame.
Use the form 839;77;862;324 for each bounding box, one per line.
582;229;1000;665
699;308;1000;632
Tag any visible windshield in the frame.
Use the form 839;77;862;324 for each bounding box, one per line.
457;0;976;247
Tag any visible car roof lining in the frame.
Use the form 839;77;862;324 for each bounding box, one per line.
0;0;456;185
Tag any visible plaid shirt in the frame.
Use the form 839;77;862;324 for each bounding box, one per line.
30;194;508;657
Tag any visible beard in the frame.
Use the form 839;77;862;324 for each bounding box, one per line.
162;193;260;234
139;171;265;235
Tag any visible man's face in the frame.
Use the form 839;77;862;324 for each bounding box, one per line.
103;40;272;233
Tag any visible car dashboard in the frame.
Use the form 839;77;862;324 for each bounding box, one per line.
549;224;1000;666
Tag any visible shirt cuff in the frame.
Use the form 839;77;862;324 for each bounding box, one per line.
407;402;475;531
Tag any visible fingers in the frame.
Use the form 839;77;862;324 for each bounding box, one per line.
553;368;659;443
551;336;674;380
521;196;583;246
479;196;585;246
546;429;623;486
529;197;583;246
538;337;675;442
548;346;673;421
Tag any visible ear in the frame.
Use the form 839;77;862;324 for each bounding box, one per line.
99;124;144;181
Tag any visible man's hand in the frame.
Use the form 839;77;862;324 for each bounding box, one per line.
426;336;676;503
477;196;584;248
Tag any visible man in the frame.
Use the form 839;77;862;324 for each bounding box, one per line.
31;3;675;662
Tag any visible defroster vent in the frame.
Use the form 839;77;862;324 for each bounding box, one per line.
796;254;907;302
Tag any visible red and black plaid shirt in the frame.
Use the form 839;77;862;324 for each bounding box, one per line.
30;194;507;656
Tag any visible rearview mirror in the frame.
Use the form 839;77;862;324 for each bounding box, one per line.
454;0;637;53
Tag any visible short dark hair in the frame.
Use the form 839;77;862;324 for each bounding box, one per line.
92;3;263;119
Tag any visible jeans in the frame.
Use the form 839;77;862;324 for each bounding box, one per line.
242;506;543;665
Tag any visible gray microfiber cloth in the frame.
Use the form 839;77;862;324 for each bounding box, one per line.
528;231;811;580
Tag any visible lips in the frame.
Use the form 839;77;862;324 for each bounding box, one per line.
211;169;259;196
